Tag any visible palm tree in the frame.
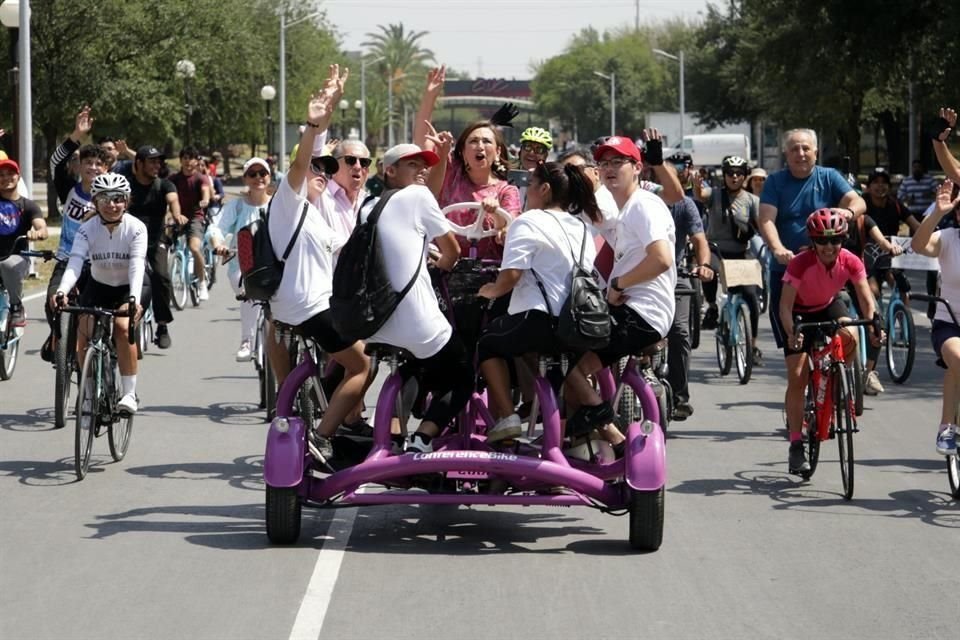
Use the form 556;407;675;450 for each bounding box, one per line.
362;24;436;143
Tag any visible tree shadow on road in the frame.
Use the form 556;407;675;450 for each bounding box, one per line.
123;454;264;492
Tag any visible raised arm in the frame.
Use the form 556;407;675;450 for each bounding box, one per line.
423;120;453;199
933;107;960;184
913;180;960;257
288;64;348;193
640;128;684;205
414;66;445;151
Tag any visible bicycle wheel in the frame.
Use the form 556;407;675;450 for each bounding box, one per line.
74;348;100;480
835;369;855;500
628;486;664;551
189;279;200;307
689;280;702;350
659;378;673;434
264;357;277;421
803;380;819;480
715;311;732;376
616;358;640;425
206;250;217;289
266;485;302;544
0;321;19;381
885;302;915;384
54;311;74;429
108;361;133;462
947;453;960;499
852;354;864;417
734;302;753;385
170;253;187;310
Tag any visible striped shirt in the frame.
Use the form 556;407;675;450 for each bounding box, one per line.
898;174;939;216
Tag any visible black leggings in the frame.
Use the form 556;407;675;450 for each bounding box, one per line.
401;334;474;429
703;250;760;338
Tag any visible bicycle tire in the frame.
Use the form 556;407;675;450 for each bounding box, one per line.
885;304;915;384
108;361;133;462
206;251;217;290
689;280;702;350
628;486;664;551
0;320;19;381
264;357;277;421
189;280;199;307
835;368;855;500
852;354;864;417
803;380;819;480
266;485;302;544
616;358;640;425
170;253;187;310
715;312;732;376
74;348;100;480
734;302;753;384
54;311;73;429
947;454;960;499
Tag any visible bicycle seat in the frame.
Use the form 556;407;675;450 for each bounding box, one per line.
364;343;415;361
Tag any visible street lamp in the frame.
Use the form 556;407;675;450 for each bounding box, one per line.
0;0;31;194
278;6;323;174
175;59;196;146
387;70;409;148
339;98;349;139
652;48;685;147
593;71;615;137
261;84;276;158
361;54;384;144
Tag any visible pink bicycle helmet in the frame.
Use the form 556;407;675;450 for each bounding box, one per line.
806;208;848;238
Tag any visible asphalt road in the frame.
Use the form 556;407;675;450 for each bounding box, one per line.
1;276;957;640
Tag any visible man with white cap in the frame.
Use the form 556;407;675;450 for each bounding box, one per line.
359;142;473;454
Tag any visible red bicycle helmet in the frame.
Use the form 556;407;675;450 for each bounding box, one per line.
806;208;848;238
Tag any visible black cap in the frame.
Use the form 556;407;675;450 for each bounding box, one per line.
311;155;339;176
135;145;164;161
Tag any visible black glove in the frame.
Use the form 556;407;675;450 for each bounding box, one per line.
929;116;953;142
490;102;519;128
644;138;664;166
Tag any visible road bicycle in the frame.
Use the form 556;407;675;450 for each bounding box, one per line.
0;239;55;380
61;296;138;480
794;315;878;500
712;252;763;385
838;288;866;416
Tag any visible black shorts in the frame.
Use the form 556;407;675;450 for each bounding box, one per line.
294;309;355;354
932;320;960;369
784;298;848;357
79;277;152;311
476;310;558;363
593;304;663;367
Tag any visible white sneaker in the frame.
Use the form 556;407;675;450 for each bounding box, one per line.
864;370;884;396
118;392;138;415
235;341;252;362
198;281;210;301
487;413;522;443
406;433;433;454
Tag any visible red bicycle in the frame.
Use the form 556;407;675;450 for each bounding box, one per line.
794;316;879;500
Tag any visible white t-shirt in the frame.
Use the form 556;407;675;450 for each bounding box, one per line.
362;185;453;359
937;230;960;325
610;187;677;337
501;208;597;316
583;184;621;246
268;177;344;325
59;214;149;304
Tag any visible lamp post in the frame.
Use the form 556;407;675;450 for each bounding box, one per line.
0;0;30;194
387;70;408;148
175;59;196;146
278;6;322;174
338;98;349;139
593;71;615;137
261;84;276;159
361;54;383;145
652;48;685;147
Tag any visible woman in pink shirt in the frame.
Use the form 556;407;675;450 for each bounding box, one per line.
415;66;521;261
778;209;880;474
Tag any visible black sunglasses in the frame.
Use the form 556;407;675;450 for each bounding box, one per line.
813;236;844;246
244;169;269;178
340;155;372;168
309;159;334;177
724;170;747;177
96;193;127;204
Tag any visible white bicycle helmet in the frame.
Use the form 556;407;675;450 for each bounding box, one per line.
721;155;749;170
91;173;131;197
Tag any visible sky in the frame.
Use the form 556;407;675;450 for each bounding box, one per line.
321;0;713;79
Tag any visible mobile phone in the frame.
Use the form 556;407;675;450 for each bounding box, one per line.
508;169;530;188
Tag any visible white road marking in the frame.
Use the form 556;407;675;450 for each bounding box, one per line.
288;507;358;640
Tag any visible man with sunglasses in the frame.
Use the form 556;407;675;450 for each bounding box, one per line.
757;128;865;359
320;139;372;246
701;155;763;363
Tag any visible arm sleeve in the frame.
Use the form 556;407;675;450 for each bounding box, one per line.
212;199;239;243
759;173;778;207
683;199;703;236
781;253;806;289
498;183;522;215
418;188;452;240
50;138;80;204
500;218;541;271
845;250;867;284
827;167;854;200
57;226;89;294
127;224;148;305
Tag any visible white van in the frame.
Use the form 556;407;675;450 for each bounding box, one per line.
681;134;751;167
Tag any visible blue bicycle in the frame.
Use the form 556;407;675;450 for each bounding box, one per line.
168;221;217;310
878;272;915;384
0;238;55;380
713;252;763;384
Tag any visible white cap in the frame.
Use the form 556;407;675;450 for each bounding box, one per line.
242;157;270;174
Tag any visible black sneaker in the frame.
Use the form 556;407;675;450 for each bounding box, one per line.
752;347;763;367
10;304;25;327
155;324;171;349
40;334;55;363
788;441;810;475
702;306;718;330
672;401;694;421
567;402;615;438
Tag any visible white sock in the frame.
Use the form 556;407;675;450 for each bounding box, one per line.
122;375;137;396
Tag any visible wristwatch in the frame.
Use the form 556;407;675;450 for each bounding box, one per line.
610;277;624;292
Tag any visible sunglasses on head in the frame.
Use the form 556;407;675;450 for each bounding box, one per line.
340;155;372;168
245;169;269;178
97;193;127;205
813;236;844;246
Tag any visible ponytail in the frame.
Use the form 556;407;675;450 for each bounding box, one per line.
563;163;601;223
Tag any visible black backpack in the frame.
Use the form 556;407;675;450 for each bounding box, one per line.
330;190;423;342
534;216;611;351
235;199;308;302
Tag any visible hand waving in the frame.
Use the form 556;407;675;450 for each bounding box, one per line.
490;102;520;128
424;66;446;102
74;105;93;139
307;64;350;125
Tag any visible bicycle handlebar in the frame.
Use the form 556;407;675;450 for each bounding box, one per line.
913;293;959;326
20;249;56;261
60;295;138;345
793;316;881;333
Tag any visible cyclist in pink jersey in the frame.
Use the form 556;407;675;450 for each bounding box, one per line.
779;208;880;474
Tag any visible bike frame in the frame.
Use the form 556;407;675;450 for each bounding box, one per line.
806;335;845;442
